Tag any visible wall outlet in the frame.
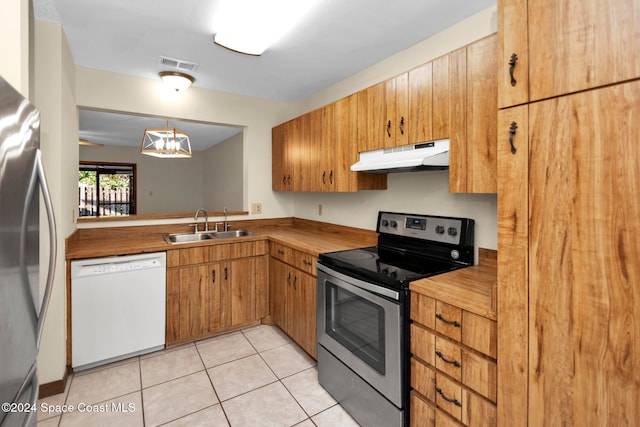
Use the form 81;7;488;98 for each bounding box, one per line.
251;203;262;214
318;204;323;216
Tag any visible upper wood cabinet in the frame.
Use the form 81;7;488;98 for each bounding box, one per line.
408;54;450;145
498;0;640;108
449;34;498;194
272;94;386;193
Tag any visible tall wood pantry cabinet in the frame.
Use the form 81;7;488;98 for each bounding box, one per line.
497;0;640;425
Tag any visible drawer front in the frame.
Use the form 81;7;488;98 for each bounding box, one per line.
435;336;462;381
410;391;435;427
461;388;497;427
411;292;436;329
435;301;462;341
294;251;316;276
270;242;294;264
435;373;463;422
461;350;497;403
179;247;209;265
461;311;497;358
211;241;264;261
411;324;436;366
411;357;436;403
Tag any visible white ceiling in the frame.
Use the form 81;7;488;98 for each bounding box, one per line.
34;0;495;150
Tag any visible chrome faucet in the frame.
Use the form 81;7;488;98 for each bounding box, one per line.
194;208;209;233
223;207;229;231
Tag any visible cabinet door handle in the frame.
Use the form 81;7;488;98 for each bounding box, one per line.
293;275;297;290
509;121;518;155
224;267;228;281
436;313;461;328
212;270;216;283
287;272;291;285
329;170;333;184
435;351;462;368
435;387;462;407
399;116;405;135
278;249;285;255
386;120;392;138
287;175;291;185
322;171;326;184
508;53;518;87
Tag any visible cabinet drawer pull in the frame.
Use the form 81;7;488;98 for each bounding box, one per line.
435;387;462;407
386;120;392;138
302;259;312;266
435;351;462;368
436;313;461;328
399;116;405;135
508;53;518;87
278;249;285;255
509;121;518;155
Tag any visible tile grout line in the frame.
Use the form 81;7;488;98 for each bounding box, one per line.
194;336;231;427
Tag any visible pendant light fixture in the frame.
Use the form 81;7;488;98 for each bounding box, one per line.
141;120;192;158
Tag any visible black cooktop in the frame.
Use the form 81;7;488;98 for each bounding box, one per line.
318;246;461;290
317;212;475;290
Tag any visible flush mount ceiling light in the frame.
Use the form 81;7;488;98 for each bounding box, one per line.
159;71;194;92
141;120;192;158
213;0;320;56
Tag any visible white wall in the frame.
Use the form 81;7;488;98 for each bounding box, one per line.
203;132;244;211
33;20;78;385
74;68;296;228
79;145;205;214
290;5;499;252
0;0;30;94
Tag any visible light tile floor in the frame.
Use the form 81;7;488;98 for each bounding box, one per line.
37;325;359;426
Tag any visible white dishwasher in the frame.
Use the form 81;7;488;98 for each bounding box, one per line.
71;252;166;370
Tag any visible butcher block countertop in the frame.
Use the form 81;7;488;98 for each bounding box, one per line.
410;248;497;320
65;217;379;260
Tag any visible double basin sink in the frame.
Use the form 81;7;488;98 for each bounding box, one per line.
164;229;258;244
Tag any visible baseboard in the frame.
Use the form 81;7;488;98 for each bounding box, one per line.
38;366;70;398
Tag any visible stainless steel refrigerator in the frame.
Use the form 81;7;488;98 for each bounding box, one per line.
0;75;56;426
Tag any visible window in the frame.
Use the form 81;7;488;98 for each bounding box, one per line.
78;162;136;217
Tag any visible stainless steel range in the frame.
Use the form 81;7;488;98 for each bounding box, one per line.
316;211;474;427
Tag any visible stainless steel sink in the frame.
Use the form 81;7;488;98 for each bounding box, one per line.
164;232;215;244
212;230;259;239
164;229;259;244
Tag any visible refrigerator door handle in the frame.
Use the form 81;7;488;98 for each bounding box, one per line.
34;149;57;350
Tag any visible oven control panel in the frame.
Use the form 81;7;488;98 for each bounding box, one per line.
377;212;467;245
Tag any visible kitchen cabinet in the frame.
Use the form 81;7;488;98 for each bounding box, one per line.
269;242;317;358
166;241;268;346
498;0;640;108
449;34;497;194
410;291;497;427
498;82;640;426
272;95;386;192
408;54;450;145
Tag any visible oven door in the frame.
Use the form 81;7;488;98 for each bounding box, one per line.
316;263;403;408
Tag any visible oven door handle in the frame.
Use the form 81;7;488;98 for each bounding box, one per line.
316;263;400;301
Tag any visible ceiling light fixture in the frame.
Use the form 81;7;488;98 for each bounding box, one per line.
141;120;192;158
78;138;104;147
159;71;194;92
213;0;320;56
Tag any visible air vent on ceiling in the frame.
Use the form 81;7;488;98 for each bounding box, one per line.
159;56;199;72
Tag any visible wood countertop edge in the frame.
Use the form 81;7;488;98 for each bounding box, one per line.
65;218;378;260
409;248;497;320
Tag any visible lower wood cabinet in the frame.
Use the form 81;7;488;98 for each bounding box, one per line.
410;292;497;426
166;241;268;346
269;255;317;358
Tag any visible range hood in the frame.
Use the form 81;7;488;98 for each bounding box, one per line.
350;139;449;173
